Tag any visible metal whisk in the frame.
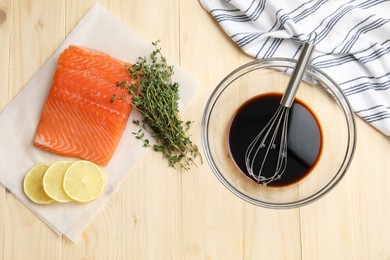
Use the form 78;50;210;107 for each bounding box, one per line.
245;33;317;185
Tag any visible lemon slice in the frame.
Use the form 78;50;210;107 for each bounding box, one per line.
23;164;54;204
42;161;73;203
63;160;106;203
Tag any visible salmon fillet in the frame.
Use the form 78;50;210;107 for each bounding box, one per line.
34;45;133;165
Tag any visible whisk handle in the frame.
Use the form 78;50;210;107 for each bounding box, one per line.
280;33;317;108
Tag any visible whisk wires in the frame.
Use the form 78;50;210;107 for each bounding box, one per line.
245;106;289;185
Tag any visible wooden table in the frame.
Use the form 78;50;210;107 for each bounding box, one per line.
1;1;390;259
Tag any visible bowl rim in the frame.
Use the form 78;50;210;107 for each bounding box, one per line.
201;57;357;209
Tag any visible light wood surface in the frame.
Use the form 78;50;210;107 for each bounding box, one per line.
1;0;390;259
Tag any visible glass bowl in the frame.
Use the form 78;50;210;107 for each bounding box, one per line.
201;58;356;209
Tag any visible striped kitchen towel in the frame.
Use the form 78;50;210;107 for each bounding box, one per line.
200;0;390;137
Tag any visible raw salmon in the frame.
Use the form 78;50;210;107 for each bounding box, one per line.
34;45;133;165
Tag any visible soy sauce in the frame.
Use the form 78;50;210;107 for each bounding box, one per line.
228;93;323;187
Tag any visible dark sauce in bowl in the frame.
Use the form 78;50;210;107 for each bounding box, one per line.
228;93;323;187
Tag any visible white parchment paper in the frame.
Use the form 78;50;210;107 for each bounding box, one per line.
0;3;198;242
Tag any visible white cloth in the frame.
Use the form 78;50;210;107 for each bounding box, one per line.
0;3;198;242
200;0;390;137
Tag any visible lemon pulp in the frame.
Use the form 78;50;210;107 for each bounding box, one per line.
63;160;106;203
43;161;73;203
23;164;54;204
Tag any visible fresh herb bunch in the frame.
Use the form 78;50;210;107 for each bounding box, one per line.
114;41;201;170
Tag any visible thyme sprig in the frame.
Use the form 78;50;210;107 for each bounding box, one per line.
114;41;201;170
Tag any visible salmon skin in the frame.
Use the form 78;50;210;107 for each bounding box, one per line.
34;45;133;166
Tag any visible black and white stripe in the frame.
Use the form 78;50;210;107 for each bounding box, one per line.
313;39;390;68
339;17;390;54
262;0;329;58
210;0;266;23
356;105;390;123
340;72;390;96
